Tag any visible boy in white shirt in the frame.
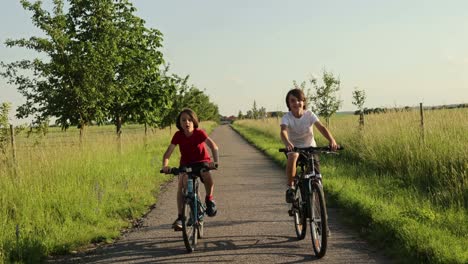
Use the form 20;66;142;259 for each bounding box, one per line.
280;88;338;203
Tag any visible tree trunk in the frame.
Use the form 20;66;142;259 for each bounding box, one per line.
359;112;364;127
115;115;122;153
79;122;86;149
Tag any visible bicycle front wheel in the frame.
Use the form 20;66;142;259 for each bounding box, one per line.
309;181;328;258
293;186;307;239
182;200;198;253
197;199;205;239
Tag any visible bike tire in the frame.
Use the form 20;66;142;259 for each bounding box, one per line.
309;181;328;258
182;200;198;253
197;200;204;239
293;186;307;239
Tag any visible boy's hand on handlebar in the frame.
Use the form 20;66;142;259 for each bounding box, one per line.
161;166;171;174
285;142;295;152
329;139;338;151
208;161;218;170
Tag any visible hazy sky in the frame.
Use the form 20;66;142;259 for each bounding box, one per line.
1;0;467;122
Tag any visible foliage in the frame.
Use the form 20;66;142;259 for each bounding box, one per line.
240;101;267;120
352;87;366;126
293;70;342;126
159;74;219;128
0;0;172;137
351;87;366;112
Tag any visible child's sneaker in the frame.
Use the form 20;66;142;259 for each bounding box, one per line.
172;217;183;231
205;199;217;217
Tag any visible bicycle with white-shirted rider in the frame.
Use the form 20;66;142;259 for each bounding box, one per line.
280;88;340;258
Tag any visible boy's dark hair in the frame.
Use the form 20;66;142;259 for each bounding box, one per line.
285;88;307;110
176;108;199;130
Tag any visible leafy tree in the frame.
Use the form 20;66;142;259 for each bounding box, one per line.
104;1;167;137
129;65;176;134
237;110;243;119
258;106;266;119
294;70;342;126
0;0;170;140
245;110;253;119
252;100;258;119
352;87;366;126
159;74;219;129
1;0;113;140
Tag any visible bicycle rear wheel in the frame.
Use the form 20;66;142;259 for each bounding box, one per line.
293;186;307;239
309;181;328;258
182;200;198;253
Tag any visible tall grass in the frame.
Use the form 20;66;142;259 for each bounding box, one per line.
232;111;467;263
236;108;468;208
330;109;467;208
0;122;216;263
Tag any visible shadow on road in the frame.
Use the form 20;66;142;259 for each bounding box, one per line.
48;232;326;264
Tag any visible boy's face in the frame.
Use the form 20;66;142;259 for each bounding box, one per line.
180;112;194;133
287;95;304;112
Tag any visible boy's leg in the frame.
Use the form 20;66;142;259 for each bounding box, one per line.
285;152;299;203
286;152;299;186
173;173;187;230
201;171;214;197
201;171;217;217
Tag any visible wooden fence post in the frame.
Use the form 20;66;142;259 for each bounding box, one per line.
419;103;425;143
10;124;17;165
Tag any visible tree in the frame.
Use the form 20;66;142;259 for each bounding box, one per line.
252;101;258;119
258;107;266;119
294;71;342;126
0;0;170;141
129;65;176;134
159;74;219;129
104;0;167;137
352;87;366;126
237;110;243;120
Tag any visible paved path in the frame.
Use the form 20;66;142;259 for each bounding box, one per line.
49;125;392;263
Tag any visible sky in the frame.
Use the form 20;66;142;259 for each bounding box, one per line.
1;0;467;123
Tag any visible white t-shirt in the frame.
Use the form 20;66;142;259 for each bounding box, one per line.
281;110;319;148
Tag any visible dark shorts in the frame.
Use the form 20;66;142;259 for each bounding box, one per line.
288;153;321;175
180;162;210;183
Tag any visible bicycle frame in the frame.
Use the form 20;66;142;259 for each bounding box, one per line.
280;146;342;258
161;163;214;252
185;170;205;227
297;153;321;218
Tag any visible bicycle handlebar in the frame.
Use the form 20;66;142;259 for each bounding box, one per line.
278;145;344;153
160;163;218;175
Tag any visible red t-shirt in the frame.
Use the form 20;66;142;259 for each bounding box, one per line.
171;128;211;166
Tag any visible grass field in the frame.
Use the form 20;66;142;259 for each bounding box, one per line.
0;122;216;263
232;108;467;264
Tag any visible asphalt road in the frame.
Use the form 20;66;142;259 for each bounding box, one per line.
49;125;393;263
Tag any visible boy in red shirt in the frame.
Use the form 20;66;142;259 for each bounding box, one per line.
162;108;219;230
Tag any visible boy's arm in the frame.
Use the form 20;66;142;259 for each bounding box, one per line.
162;144;176;171
314;121;338;151
205;137;219;164
280;124;294;151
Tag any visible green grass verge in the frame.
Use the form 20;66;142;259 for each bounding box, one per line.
0;123;218;264
231;123;468;264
